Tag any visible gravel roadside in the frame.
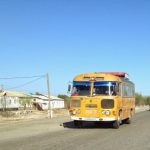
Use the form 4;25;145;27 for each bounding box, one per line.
135;105;149;113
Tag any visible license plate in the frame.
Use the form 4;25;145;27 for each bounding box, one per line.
85;110;97;114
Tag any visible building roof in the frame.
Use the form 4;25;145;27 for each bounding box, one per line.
0;91;64;101
32;94;64;101
0;90;32;97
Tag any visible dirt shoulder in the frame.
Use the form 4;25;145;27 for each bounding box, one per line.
0;115;70;143
0;109;70;122
135;105;149;113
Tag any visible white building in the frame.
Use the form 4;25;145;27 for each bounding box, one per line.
0;91;32;110
32;94;64;110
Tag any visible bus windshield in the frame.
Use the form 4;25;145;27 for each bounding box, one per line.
72;82;91;96
93;81;117;96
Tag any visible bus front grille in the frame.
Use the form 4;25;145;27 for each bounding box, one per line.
101;99;114;109
86;104;97;108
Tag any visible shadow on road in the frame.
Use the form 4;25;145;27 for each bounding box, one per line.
62;121;113;129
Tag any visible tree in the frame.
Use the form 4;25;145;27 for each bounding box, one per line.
135;93;150;106
135;93;144;106
57;95;70;109
145;96;150;105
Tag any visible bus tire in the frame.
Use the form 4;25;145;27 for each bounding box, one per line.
124;118;131;124
112;120;120;129
125;110;132;124
113;111;122;129
118;111;122;125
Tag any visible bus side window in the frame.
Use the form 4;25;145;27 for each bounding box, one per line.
118;83;121;96
116;86;118;96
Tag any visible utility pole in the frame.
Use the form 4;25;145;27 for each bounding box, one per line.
0;84;5;111
0;84;3;92
46;73;53;118
3;92;6;112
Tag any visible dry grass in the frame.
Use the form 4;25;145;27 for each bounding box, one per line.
0;109;69;122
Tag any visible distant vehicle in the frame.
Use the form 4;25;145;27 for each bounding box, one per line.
68;72;135;129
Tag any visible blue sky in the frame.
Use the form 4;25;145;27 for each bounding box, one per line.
0;0;150;95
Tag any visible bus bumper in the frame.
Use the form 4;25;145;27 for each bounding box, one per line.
71;116;116;121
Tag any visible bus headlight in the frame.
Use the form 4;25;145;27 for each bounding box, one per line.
101;110;111;116
102;110;106;115
72;109;81;115
72;110;76;115
105;110;110;115
78;110;81;113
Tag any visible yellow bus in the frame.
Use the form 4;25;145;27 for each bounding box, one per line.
68;72;135;129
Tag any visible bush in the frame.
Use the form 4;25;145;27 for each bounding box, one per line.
144;96;150;105
0;111;15;117
135;93;150;106
57;95;70;109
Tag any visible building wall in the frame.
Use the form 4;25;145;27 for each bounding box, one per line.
33;98;65;110
0;96;20;109
51;100;64;109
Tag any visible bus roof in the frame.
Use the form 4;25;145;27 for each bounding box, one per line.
73;72;134;85
95;72;129;78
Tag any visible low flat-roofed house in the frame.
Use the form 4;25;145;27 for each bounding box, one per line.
32;94;64;110
0;91;32;110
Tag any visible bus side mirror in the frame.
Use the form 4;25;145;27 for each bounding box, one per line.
68;84;72;93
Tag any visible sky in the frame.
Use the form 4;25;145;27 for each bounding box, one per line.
0;0;150;96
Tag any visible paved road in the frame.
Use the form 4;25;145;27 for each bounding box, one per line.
0;111;150;150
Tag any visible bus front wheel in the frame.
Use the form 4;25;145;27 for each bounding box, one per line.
113;111;122;129
124;110;132;124
112;120;120;129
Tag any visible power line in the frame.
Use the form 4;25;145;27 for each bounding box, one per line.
6;76;45;90
0;75;46;80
